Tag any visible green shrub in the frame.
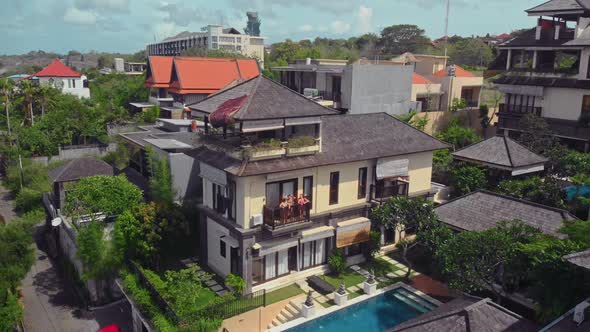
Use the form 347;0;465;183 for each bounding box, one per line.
15;188;43;212
225;274;246;296
328;248;346;276
143;105;161;123
288;136;316;149
364;231;382;262
450;165;487;197
250;138;282;151
436;122;482;150
0;291;23;332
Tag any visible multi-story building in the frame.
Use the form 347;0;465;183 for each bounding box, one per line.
146;24;265;68
29;59;90;99
140;56;259;119
271;58;420;115
185;75;448;292
490;0;590;151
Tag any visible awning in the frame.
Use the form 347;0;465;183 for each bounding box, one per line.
259;238;298;256
285;117;322;126
129;102;155;108
220;235;239;248
336;217;371;248
241;119;284;133
376;158;409;180
267;168;314;182
301;226;334;243
200;162;227;186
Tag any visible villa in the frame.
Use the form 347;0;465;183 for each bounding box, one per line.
28;59;90;99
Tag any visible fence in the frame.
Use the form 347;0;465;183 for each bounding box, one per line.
128;261;267;325
31;143;117;165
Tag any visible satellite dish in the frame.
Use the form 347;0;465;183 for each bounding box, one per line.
54;79;64;89
51;217;62;227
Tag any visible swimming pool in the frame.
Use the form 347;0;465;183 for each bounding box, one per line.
284;287;436;332
564;185;590;202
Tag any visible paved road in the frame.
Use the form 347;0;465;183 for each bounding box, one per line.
22;227;132;332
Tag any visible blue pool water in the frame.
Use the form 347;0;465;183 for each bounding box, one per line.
565;185;590;202
285;288;433;332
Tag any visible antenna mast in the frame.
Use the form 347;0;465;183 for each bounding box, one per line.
444;0;450;57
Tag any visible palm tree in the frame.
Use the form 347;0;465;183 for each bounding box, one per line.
19;80;36;126
36;84;55;118
0;78;14;136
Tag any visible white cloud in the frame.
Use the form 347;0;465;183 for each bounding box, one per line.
299;24;314;32
63;7;97;25
357;6;373;34
331;20;351;34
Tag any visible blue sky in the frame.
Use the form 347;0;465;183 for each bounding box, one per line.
2;0;542;55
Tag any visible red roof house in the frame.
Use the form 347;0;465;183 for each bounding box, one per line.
168;57;260;95
145;56;174;88
433;65;476;78
32;59;82;78
412;73;433;85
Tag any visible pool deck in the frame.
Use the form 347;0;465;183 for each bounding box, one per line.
268;282;442;332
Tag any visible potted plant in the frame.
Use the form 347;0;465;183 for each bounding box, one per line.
287;136;319;156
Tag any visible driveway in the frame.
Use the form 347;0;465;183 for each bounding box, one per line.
0;182;16;224
22;226;133;332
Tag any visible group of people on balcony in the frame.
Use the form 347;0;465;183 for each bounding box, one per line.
277;194;310;225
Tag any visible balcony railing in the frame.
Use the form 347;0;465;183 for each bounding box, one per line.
499;103;542;116
465;100;479;108
370;184;408;204
263;203;311;230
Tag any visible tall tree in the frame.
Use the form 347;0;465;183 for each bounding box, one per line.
18;80;36;126
0;78;14;137
372;197;450;279
378;24;431;55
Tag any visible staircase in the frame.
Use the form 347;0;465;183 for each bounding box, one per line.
267;299;303;330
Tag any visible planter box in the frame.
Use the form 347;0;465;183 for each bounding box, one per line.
364;281;377;295
286;144;320;156
301;303;315;318
334;291;348;306
244;148;285;161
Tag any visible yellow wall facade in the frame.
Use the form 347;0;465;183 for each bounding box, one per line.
228;151;435;229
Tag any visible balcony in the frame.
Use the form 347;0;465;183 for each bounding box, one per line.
241;136;320;161
263;203;311;230
370;182;408;204
498;103;542;117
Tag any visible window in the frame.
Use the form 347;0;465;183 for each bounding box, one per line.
227;181;236;221
358;167;367;199
347;243;362;257
220;238;226;258
582;96;590;115
265;179;298;208
303;176;313;204
329;172;339;205
299;239;326;270
212;183;224;213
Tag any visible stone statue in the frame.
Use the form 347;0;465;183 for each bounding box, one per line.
337;280;347;295
305;290;314;307
367;269;376;284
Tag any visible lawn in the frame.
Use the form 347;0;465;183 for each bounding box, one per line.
360;257;405;277
321;269;366;289
266;284;305;305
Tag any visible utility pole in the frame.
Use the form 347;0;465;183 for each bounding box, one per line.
444;0;450;58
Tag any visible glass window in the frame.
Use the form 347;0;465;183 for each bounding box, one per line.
329;172;339;205
227;181;236;221
220;238;226;258
303;176;313;203
358;167;367;199
582;96;590;114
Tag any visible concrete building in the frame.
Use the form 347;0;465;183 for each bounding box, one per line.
185;75;448;292
30;59;90;99
411;73;443;112
146;24;265;68
490;0;590;151
271;58;420;115
114;58;147;75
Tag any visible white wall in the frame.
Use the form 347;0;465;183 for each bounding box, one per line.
206;217;232;277
39;76;90;99
542;87;588;121
348;63;415;116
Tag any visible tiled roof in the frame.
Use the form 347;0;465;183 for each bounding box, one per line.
542;298;590;331
499;28;575;48
188;75;339;120
434;190;577;238
526;0;586;13
168;57;259;94
186;112;449;177
432;65;476;78
452;136;548;170
493;75;590;89
48;158;114;183
32;59;81;78
412;73;432;84
563;249;590;270
389;295;537;332
146;56;174;88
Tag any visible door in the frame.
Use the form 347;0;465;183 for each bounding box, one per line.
230;247;239;275
288;246;297;271
332;76;342;102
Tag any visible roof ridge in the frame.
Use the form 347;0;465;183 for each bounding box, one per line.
261;76;341;114
386;113;451;149
477;189;579;218
186;75;260;108
502;135;515;167
563;248;590;260
51;160;73;182
235;76;261;118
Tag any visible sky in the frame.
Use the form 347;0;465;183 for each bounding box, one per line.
1;0;543;55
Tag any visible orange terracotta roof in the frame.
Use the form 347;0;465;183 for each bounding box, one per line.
33;59;81;77
413;73;432;84
168;57;260;95
145;56;174;88
433;65;476;78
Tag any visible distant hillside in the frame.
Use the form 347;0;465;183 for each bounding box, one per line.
0;50;145;76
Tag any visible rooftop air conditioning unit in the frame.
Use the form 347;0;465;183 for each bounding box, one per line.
573;301;590;325
251;214;263;227
303;88;320;100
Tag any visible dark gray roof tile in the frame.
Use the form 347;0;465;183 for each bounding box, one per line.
563;249;590;270
48;158;114;183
